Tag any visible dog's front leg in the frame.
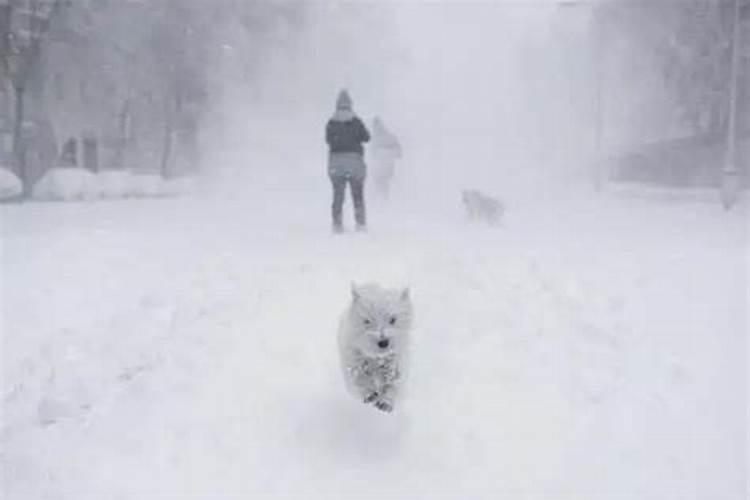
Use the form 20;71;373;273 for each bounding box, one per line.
363;390;380;404
373;358;401;412
347;355;379;404
374;383;397;413
356;379;380;405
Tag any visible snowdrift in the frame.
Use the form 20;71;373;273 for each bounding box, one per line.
0;167;23;200
95;171;138;198
32;168;98;201
31;168;196;201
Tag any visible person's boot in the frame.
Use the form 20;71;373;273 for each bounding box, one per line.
332;223;344;234
354;210;366;232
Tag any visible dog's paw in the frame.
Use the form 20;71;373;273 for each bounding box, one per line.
374;400;393;413
364;392;379;404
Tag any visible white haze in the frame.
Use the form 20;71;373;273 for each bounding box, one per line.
204;1;599;203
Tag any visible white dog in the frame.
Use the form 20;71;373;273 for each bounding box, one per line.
462;189;504;225
337;283;413;413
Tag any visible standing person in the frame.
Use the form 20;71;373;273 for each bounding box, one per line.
326;89;370;233
370;117;402;198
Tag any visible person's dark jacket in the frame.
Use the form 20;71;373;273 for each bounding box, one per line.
326;116;370;156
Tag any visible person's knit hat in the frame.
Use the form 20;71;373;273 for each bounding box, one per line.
336;89;352;110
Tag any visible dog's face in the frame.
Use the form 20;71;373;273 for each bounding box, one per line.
349;283;413;357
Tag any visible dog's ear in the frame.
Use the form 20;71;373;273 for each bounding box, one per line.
400;287;410;301
351;282;360;301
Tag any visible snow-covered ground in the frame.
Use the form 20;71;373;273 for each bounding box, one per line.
1;166;747;500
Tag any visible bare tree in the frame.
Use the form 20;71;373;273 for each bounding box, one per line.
2;0;309;189
1;0;62;196
596;0;749;138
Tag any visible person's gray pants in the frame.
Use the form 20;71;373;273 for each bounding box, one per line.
330;174;366;228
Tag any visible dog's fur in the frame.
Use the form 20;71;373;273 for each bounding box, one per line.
337;283;413;413
462;189;504;225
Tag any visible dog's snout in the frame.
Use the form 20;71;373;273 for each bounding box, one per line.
377;339;390;349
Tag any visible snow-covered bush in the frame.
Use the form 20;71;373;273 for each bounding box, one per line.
129;174;166;198
32;168;98;201
162;176;198;197
0;167;23;200
95;170;136;199
30;168;196;201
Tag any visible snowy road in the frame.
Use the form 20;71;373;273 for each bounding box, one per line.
1;176;747;500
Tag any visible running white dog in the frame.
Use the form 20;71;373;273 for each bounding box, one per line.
337;283;413;413
462;189;504;225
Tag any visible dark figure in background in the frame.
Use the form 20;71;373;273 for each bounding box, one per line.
370;117;402;198
326;90;370;233
60;138;78;167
